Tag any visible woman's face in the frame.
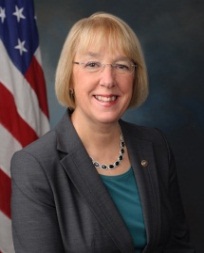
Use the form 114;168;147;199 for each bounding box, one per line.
72;45;134;125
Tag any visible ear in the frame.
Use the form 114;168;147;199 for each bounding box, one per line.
69;88;75;98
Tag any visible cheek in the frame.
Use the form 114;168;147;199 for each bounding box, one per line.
72;69;85;88
120;77;134;94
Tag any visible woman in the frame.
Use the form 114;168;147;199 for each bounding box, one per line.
11;12;195;252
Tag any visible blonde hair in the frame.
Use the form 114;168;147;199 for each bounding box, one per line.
55;12;148;109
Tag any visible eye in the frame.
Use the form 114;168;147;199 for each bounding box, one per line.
84;61;101;69
114;62;130;71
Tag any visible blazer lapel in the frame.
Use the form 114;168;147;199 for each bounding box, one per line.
55;111;134;253
120;121;161;252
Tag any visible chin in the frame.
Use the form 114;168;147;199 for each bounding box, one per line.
95;115;121;124
92;109;125;124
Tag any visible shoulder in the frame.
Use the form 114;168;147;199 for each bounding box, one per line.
120;119;167;144
10;129;60;205
14;128;57;160
11;129;58;179
120;119;172;162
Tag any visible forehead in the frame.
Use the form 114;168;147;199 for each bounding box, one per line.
75;48;129;62
75;26;130;58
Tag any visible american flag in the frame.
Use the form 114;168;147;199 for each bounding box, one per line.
0;0;50;252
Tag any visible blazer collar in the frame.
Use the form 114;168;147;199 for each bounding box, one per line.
120;121;161;251
55;110;161;252
55;110;134;253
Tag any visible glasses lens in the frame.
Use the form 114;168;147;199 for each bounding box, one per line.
113;62;134;74
75;61;136;74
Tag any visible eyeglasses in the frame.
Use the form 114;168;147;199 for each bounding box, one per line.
73;61;137;74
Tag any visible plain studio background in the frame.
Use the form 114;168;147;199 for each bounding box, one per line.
34;1;204;252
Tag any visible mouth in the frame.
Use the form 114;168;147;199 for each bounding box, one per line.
94;95;118;102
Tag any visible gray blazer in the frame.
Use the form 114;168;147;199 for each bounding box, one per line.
11;110;195;253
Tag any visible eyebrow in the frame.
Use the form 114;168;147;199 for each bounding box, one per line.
83;52;101;58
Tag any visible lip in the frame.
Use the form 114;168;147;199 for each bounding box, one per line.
94;95;118;103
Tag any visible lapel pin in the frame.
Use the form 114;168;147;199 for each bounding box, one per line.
141;160;148;168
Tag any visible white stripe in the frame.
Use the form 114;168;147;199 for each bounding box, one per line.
0;211;15;253
0;124;22;177
34;47;50;134
0;40;50;137
34;47;43;67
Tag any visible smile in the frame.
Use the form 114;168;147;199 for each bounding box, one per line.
94;95;118;102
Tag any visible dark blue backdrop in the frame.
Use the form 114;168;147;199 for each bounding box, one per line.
35;0;204;251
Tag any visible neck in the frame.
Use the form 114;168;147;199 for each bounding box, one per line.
70;111;130;175
91;134;125;170
71;112;121;148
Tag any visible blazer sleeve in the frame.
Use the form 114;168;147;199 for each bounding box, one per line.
159;132;196;252
11;150;65;253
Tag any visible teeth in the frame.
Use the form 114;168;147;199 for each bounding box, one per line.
95;96;117;102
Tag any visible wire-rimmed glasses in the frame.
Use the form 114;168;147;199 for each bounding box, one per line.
73;61;137;74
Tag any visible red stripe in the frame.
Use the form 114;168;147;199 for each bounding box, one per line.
0;168;11;218
24;56;49;118
0;83;38;147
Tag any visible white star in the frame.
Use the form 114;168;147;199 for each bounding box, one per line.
13;5;26;22
15;39;28;55
0;7;6;23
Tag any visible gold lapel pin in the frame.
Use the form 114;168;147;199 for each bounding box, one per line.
141;160;148;168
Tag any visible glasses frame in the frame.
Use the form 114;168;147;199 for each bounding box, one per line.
73;61;137;74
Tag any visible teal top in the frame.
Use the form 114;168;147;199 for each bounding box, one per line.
100;167;147;253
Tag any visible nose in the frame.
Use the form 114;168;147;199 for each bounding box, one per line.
99;64;115;88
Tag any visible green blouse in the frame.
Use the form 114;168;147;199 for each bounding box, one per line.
100;167;147;252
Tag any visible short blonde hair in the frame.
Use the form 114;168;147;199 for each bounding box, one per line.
55;12;148;109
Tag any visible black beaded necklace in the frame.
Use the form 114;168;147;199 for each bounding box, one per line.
91;135;125;170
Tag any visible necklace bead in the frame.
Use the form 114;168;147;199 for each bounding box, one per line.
91;135;125;170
